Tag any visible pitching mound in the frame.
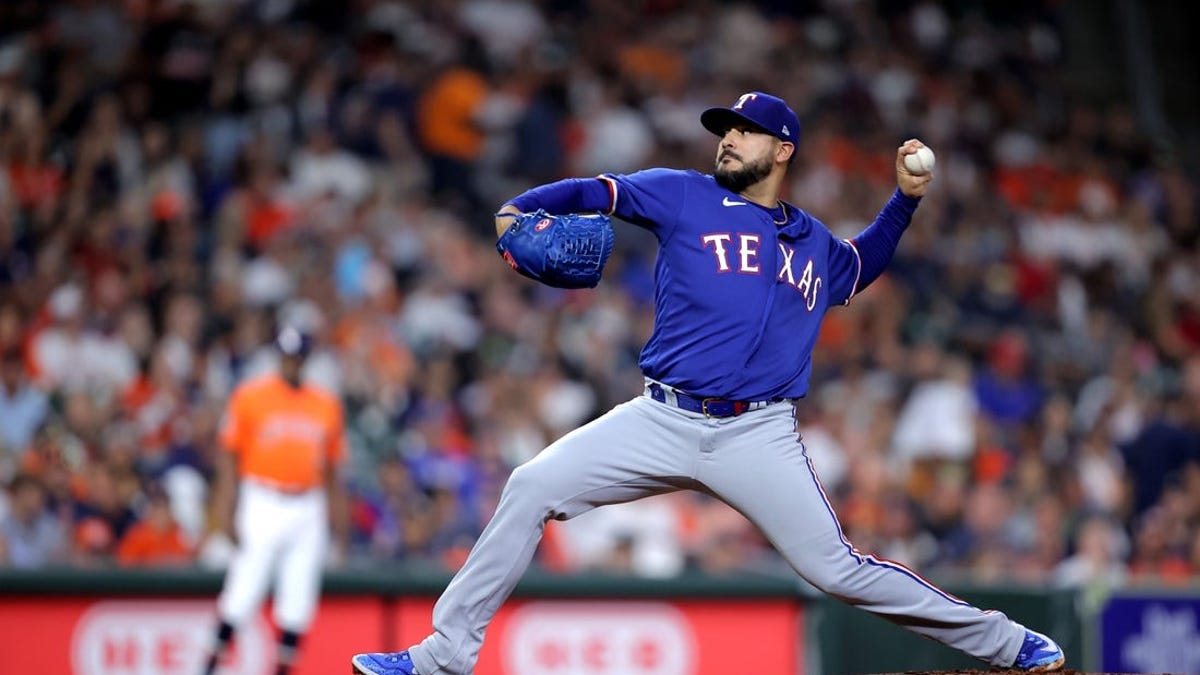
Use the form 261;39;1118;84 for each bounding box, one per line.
873;670;1128;675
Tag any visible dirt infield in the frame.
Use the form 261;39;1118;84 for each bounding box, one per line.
873;671;1134;675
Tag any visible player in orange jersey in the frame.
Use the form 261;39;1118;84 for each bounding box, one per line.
203;326;348;675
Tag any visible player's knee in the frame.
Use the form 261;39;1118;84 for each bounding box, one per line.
802;564;856;598
503;463;537;494
501;463;559;513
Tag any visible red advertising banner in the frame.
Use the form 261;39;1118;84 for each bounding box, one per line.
394;597;803;675
0;596;382;675
0;595;800;675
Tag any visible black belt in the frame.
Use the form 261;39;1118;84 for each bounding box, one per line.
647;382;781;418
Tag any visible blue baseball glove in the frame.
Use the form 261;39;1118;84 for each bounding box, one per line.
495;209;615;289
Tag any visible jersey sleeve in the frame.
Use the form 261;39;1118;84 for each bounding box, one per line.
597;168;688;238
325;397;348;466
825;231;863;308
217;386;249;455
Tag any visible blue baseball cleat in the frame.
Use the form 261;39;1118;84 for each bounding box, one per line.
1012;625;1065;671
351;650;420;675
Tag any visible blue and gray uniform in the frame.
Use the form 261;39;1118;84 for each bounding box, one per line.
407;167;1027;674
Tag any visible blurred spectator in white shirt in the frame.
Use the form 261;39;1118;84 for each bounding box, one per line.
1053;514;1129;588
572;78;654;177
557;495;685;578
30;284;137;394
0;347;47;477
892;347;978;475
289;126;372;206
0;474;67;568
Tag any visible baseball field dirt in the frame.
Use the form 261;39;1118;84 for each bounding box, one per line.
872;670;1142;675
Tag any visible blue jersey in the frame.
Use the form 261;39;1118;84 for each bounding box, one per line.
598;169;862;401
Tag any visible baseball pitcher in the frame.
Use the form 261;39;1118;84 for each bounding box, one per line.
204;326;348;675
351;92;1066;674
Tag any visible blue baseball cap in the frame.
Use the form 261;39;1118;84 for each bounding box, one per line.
701;92;800;143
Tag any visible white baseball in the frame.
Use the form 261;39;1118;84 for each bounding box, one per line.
904;146;936;175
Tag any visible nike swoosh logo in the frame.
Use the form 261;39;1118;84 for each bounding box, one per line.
722;197;747;206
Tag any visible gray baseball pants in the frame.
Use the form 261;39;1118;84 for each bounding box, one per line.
411;389;1025;674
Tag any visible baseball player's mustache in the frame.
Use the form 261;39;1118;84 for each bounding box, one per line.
720;151;741;162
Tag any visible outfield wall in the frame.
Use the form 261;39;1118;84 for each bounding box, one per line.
4;568;1199;674
0;568;802;675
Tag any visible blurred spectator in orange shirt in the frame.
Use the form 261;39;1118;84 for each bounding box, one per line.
72;463;137;566
415;38;492;213
117;485;192;566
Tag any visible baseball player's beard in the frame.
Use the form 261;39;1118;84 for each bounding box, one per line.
714;154;773;194
281;357;304;388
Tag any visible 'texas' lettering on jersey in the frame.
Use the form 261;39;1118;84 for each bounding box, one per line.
701;234;822;310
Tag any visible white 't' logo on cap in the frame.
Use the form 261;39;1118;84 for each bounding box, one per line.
733;93;758;110
782;125;790;137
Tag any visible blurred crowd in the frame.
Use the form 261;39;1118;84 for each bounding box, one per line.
1;0;1198;591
